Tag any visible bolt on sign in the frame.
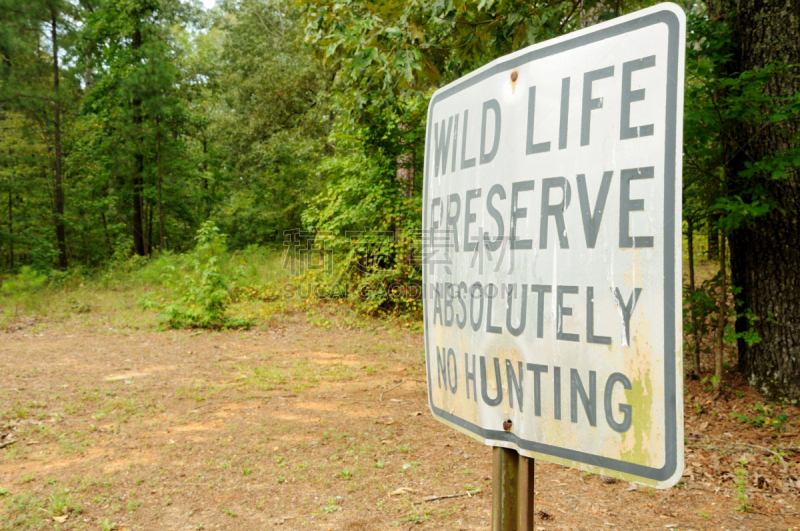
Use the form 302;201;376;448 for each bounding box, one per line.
422;4;685;488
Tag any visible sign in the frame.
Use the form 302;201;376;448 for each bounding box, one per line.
422;4;685;488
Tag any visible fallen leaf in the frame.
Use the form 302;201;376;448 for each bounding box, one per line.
536;510;554;520
410;412;422;417
389;487;415;496
52;515;68;523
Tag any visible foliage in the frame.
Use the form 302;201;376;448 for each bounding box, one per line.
730;403;789;432
210;0;332;246
143;221;250;329
733;459;750;512
0;266;48;318
683;11;800;233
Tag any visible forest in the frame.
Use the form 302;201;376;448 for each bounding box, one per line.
0;0;798;402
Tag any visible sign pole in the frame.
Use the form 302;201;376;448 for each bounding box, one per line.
517;454;535;531
492;448;535;531
492;447;518;531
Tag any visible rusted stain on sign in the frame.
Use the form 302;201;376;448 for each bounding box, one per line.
422;4;685;488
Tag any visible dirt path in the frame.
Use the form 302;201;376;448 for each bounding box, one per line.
1;313;798;530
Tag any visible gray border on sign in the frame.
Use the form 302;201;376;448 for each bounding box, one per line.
422;8;680;482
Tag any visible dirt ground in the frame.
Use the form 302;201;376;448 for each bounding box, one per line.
1;307;799;530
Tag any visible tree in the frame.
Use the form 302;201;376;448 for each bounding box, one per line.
0;0;78;269
80;0;200;256
699;0;800;400
208;0;332;247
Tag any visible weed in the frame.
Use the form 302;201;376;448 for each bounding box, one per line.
277;476;286;484
698;511;711;518
374;461;385;469
734;459;751;512
1;266;48;318
21;474;34;483
221;508;237;517
462;469;476;475
340;468;353;480
142;222;251;330
730;403;788;432
242;469;252;476
98;518;117;531
0;488;8;497
127;499;141;513
48;488;82;516
403;512;426;524
249;367;287;391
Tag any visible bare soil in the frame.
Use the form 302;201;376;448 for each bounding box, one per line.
1;308;798;530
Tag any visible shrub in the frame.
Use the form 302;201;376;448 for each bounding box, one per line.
143;222;251;329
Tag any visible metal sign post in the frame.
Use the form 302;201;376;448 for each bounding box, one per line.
421;3;687;517
493;448;535;531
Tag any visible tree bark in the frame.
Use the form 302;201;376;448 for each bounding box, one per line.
147;201;153;256
724;0;800;400
101;211;111;256
51;11;68;269
715;233;726;390
687;217;701;379
157;125;164;251
706;216;719;260
131;23;146;256
7;174;12;269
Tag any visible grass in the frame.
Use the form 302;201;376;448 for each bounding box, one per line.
0;486;84;530
0;246;290;330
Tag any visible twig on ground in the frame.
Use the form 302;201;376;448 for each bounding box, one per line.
189;403;219;412
380;379;425;401
686;434;788;468
415;492;476;504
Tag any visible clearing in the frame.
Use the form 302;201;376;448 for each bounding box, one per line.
1;306;799;530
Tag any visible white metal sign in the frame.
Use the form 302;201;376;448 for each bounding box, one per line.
423;4;685;488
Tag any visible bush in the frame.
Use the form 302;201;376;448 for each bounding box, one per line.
143;222;251;329
0;266;48;319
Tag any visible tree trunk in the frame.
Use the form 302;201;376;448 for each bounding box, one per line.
395;124;414;198
725;0;800;400
7;176;12;269
687;217;700;379
84;56;92;90
157;127;164;251
706;216;719;260
202;139;210;220
715;233;726;390
51;12;68;269
101;211;111;256
131;24;146;257
147;201;153;256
